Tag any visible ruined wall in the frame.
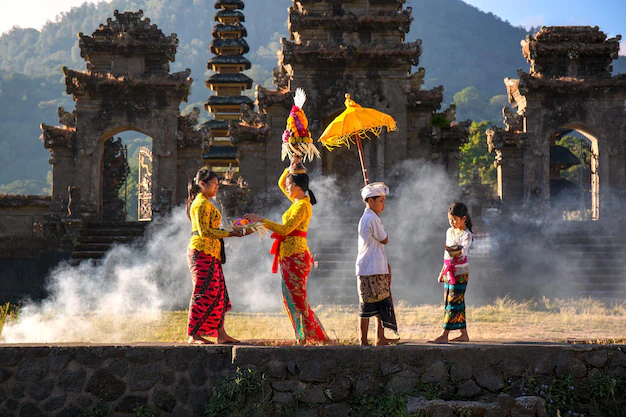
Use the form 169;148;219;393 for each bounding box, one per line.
0;344;623;416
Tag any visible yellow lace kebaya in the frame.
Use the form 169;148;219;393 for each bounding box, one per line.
188;194;229;260
263;168;312;260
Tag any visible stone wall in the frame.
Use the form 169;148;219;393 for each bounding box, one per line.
0;344;624;416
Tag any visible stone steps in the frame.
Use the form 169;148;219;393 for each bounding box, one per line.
69;221;148;266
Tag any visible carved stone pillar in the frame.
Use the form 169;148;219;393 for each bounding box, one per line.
487;127;528;209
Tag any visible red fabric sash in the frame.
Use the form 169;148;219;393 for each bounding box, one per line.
443;256;467;285
270;230;308;273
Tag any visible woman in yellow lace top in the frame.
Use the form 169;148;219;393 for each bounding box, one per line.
245;158;328;344
185;168;245;345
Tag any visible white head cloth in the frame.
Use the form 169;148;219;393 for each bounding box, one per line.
361;182;389;200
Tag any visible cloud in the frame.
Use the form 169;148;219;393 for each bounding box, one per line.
620;41;626;57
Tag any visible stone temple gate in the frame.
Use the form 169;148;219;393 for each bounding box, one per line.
41;10;208;220
488;27;626;218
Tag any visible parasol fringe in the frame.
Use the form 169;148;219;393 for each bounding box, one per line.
320;124;397;151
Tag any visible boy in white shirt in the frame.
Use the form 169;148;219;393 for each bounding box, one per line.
356;182;398;346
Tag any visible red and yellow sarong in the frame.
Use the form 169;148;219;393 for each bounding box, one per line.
187;249;231;337
279;251;328;343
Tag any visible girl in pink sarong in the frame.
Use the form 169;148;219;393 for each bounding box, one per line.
429;202;473;344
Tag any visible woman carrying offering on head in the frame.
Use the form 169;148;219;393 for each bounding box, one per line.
244;157;329;345
186;168;247;345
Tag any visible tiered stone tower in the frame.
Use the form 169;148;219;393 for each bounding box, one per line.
202;0;253;172
489;26;626;218
232;0;467;196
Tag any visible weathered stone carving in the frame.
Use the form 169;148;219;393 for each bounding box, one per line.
67;186;81;218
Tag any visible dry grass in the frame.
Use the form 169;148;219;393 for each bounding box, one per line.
1;296;625;344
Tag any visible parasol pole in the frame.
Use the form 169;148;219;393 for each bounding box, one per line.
355;136;369;185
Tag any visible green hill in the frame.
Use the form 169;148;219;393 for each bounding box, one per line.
0;0;623;192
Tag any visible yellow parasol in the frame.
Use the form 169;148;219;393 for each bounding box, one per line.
318;93;397;185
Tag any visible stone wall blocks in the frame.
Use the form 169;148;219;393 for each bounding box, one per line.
174;377;190;403
421;360;448;383
85;369;126;401
43;395;66;412
58;370;87;393
129;363;161;391
15;358;49;382
498;355;530;377
299;360;334;383
323;402;351;417
0;368;12;383
189;360;207;386
325;373;351;402
164;348;190;371
189;388;210;416
49;354;71;372
74;349;103;368
267;359;288;379
76;395;92;409
456;379;482;398
152;390;176;413
555;351;587;378
450;361;473;382
385;369;420;395
21;348;50;359
29;379;54;401
296;407;321;417
54;405;82;417
272;391;296;407
115;395;148;413
160;370;175;386
406;396;429;414
515;396;547;417
583;349;608;368
474;368;505;392
18;402;44;417
125;347;153;364
11;382;25;399
271;379;301;392
608;348;626;367
0;387;5;403
379;361;402;377
5;399;18;412
353;373;382;398
107;359;128;377
302;384;327;404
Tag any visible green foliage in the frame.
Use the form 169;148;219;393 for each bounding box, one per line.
350;392;410;417
78;404;113;417
0;302;20;335
205;368;275;417
555;135;591;184
429;113;449;128
452;87;505;124
586;371;626;417
133;405;157;417
459;121;496;187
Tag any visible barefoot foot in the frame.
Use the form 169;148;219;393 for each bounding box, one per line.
376;337;400;346
188;335;213;345
450;335;469;342
427;335;449;344
217;335;240;344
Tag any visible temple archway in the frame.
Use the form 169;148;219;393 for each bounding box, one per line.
41;11;208;220
491;27;626;219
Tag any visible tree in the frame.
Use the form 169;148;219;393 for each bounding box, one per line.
459;121;496;187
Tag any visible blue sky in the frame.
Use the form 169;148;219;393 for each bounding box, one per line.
461;0;624;38
2;0;625;55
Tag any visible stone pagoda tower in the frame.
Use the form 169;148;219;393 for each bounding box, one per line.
232;0;466;196
202;0;253;173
